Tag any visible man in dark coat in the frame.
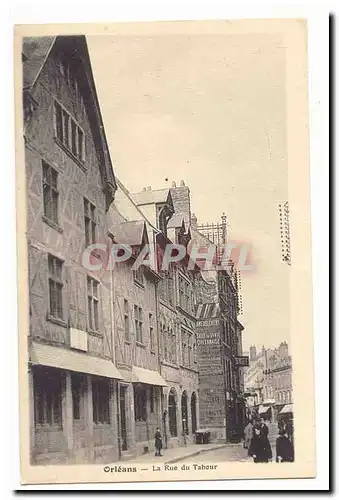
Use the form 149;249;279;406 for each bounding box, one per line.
154;427;163;457
249;420;273;463
276;429;294;462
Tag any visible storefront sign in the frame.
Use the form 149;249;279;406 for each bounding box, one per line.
235;356;249;367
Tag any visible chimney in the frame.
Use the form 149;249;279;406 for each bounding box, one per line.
147;186;152;191
249;345;257;362
170;182;191;226
142;187;147;191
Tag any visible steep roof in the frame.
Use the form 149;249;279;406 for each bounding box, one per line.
22;36;56;89
109;220;148;247
167;213;185;230
131;188;171;206
22;35;117;209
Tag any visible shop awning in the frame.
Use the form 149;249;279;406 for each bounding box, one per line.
258;405;271;414
30;341;123;380
131;366;167;387
279;404;293;414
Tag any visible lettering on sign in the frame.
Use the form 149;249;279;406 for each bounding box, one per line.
197;338;220;346
196;319;220;328
235;356;249;367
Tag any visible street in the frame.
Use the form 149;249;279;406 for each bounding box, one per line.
174;423;279;464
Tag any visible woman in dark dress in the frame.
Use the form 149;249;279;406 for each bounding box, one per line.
154;427;163;457
276;429;294;462
249;420;273;463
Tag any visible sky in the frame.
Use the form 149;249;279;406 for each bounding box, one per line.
88;27;290;351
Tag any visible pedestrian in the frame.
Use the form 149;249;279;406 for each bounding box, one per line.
249;420;273;463
276;428;294;462
154;427;163;457
243;419;254;450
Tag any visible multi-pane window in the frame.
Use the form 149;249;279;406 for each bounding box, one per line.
87;277;99;332
84;198;96;246
159;269;175;306
54;100;85;162
92;378;110;424
42;161;59;224
124;299;130;341
134;386;147;421
179;276;191;312
149;313;155;352
33;368;62;426
48;254;63;319
134;306;143;343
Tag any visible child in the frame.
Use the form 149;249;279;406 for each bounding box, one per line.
154;427;163;457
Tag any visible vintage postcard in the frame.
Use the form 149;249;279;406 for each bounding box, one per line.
15;19;315;485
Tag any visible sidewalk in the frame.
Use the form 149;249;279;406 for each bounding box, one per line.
122;443;229;465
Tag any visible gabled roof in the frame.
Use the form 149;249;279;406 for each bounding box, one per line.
22;36;56;89
109;220;148;247
167;213;186;230
22;35;117;210
131;188;172;207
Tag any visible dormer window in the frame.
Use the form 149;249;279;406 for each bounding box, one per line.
157;204;173;237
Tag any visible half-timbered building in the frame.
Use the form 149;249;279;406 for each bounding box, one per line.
23;35;122;465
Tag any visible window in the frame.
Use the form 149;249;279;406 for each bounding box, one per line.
84;198;96;246
149;313;155;352
193;343;197;364
188;344;193;367
124;299;130;341
42;161;59;224
134;306;143;343
48;254;63;319
134;386;147;421
170;329;177;364
87;277;99;332
92;378;110;424
71;373;84;421
33;368;62;426
181;329;188;366
179;276;191;312
133;250;144;286
54;100;85;162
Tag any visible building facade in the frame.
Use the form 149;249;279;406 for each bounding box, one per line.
130;183;200;448
24;35;122;464
23;35;247;464
191;220;247;442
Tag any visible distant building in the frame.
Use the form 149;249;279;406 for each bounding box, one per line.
244;342;293;421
